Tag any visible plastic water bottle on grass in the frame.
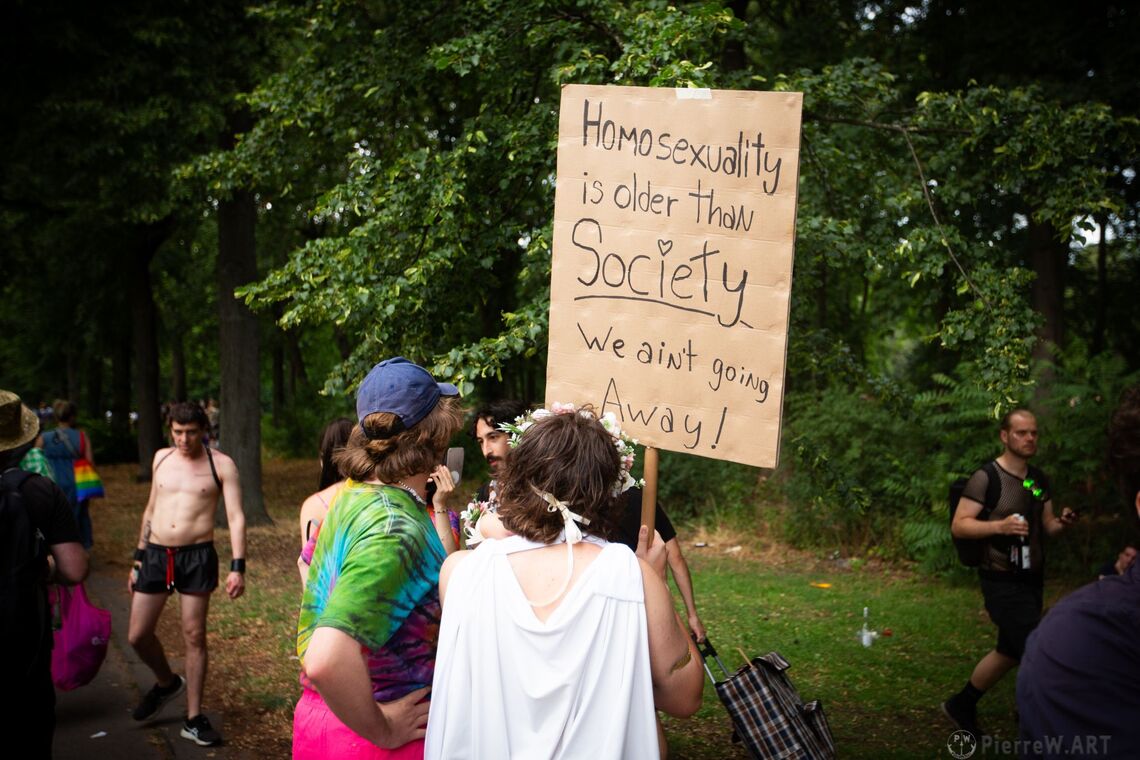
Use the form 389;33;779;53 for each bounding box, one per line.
858;606;878;647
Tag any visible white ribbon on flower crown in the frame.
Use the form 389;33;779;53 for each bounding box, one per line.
525;486;592;608
531;486;591;544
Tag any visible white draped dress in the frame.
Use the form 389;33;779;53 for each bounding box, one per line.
424;534;659;759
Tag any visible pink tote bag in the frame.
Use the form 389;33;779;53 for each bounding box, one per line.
50;583;112;690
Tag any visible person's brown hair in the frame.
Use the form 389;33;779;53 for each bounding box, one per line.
52;399;77;424
318;417;354;490
497;407;623;543
169;401;209;430
334;397;463;483
470;399;530;439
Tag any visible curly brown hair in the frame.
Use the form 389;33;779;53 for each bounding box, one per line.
334;397;463;483
497;407;623;543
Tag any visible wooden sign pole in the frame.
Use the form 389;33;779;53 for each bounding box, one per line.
640;446;659;544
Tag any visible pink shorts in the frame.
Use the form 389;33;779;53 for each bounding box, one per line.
293;688;425;760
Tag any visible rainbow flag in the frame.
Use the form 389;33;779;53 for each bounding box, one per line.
74;459;105;500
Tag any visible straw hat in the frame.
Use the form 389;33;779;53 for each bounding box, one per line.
0;390;39;452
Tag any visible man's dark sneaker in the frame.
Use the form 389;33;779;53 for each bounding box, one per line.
132;674;186;721
181;714;223;746
941;697;986;738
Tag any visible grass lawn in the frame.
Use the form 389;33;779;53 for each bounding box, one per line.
90;459;1085;759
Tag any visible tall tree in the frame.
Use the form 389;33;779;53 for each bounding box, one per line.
217;187;266;522
2;2;274;507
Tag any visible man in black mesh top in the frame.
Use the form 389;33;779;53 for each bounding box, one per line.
941;408;1078;737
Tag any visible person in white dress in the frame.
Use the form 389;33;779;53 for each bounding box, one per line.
425;405;703;759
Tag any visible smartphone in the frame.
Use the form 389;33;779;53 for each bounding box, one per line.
426;447;465;502
445;447;464;485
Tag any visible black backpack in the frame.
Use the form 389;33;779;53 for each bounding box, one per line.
948;461;1001;567
0;469;49;671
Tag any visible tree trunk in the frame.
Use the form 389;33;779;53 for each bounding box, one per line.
111;327;132;438
722;0;750;71
285;328;308;393
1028;217;1066;363
85;353;103;421
1091;213;1109;355
66;349;80;407
332;324;353;362
131;227;168;481
272;334;285;426
170;329;187;402
217;188;269;525
270;304;286;424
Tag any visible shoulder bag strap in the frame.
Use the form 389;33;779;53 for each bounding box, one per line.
153;449;176;475
153;447;220;491
56;428;80;459
204;444;222;491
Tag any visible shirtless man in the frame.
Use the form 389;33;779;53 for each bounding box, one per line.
127;401;246;747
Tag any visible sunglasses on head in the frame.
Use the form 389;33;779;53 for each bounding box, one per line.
1022;478;1044;499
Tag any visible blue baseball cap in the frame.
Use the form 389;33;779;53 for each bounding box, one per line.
355;357;459;437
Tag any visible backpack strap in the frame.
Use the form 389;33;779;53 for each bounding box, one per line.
978;460;1001;519
1;467;48;679
1;467;45;573
1;467;35;493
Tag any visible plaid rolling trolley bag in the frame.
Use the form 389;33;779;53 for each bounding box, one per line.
697;637;836;759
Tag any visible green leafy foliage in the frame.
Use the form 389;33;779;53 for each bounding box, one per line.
629;448;759;525
6;2;1140;566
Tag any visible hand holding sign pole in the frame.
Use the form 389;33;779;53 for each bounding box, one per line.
547;84;802;510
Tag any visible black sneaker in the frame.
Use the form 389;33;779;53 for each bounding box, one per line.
942;697;986;738
132;674;186;721
181;714;223;746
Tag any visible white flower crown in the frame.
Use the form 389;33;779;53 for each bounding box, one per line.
499;402;644;497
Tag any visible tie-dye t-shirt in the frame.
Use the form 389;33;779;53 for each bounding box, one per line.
297;479;445;701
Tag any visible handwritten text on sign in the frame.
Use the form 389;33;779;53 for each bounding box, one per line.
546;85;802;469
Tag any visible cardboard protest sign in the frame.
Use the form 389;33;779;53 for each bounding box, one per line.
547;84;802;468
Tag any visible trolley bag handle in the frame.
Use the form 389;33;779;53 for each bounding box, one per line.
694;634;732;685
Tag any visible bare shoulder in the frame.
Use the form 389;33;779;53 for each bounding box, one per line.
151;447;175;467
209;448;239;474
441;550;473;584
300;486;335;521
300;491;325;512
440;549;472;601
319;481;343;504
442;549;473;576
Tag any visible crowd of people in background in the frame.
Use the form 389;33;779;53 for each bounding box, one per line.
6;368;1140;759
